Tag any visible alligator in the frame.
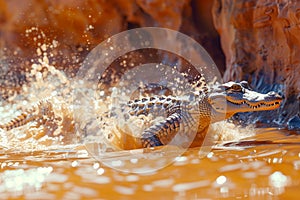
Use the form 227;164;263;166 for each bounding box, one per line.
126;81;283;148
0;81;283;149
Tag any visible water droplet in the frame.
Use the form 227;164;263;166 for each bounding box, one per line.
97;168;105;175
71;161;79;167
216;175;227;185
93;163;100;169
269;171;289;189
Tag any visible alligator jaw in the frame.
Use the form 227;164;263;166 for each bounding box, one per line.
225;88;283;113
210;92;283;114
208;81;283;115
226;98;282;112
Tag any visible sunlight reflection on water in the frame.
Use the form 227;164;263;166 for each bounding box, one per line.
268;171;290;195
0;128;299;199
0;167;52;193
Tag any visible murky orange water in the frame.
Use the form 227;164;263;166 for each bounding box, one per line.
0;128;299;199
0;36;299;199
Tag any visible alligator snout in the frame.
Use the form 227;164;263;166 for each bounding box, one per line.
267;91;277;96
266;91;283;103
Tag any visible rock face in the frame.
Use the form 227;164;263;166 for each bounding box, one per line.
0;0;224;99
0;0;223;73
212;0;300;125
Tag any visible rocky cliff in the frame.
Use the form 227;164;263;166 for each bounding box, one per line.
212;0;300;127
0;0;224;98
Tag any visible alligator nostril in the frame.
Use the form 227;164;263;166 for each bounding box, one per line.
275;91;284;99
267;91;276;96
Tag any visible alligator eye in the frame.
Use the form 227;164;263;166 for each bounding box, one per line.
231;84;242;91
240;81;248;88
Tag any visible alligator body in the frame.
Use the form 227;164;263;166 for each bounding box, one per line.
0;81;283;149
127;81;283;148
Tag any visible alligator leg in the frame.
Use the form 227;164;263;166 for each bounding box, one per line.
141;112;182;147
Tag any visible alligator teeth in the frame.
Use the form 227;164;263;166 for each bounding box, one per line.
230;101;280;108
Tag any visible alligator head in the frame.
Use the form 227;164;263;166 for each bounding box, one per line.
208;81;283;119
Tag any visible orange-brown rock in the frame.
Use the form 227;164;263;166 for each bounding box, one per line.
0;0;218;73
0;0;125;98
212;0;300;124
0;0;124;72
0;0;224;100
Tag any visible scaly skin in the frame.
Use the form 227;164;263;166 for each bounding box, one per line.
0;100;54;131
127;81;283;148
0;81;283;149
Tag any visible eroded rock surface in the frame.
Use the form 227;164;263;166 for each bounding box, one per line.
212;0;300;125
0;0;224;100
